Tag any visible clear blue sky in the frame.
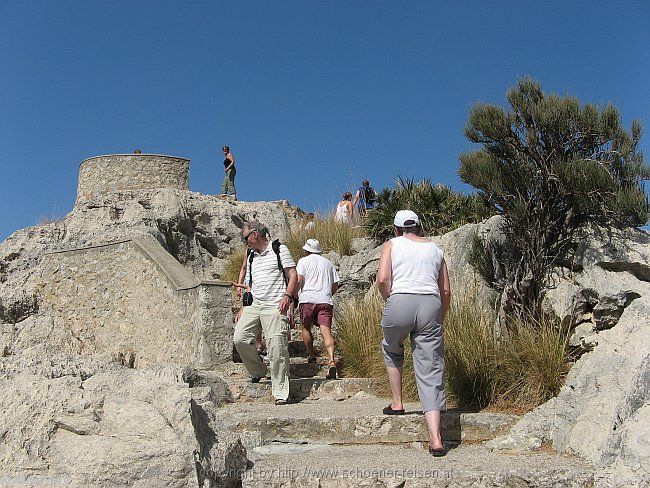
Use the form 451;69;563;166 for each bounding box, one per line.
1;1;648;241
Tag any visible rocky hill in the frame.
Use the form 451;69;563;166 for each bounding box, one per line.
0;154;648;487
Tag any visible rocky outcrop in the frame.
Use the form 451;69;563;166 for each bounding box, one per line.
486;225;650;487
544;225;649;348
0;182;303;487
0;362;246;487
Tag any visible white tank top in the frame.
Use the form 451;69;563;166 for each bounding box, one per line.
390;236;443;296
335;202;351;222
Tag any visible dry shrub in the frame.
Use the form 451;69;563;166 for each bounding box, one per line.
222;245;247;283
36;212;64;225
491;317;571;411
444;291;497;409
335;287;419;402
336;288;572;412
285;217;364;259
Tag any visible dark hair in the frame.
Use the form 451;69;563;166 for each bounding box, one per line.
362;179;369;187
222;145;230;152
394;223;422;236
343;192;352;200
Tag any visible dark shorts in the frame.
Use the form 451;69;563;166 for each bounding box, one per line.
299;303;333;327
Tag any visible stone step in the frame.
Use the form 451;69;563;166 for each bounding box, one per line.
228;377;376;402
217;360;334;379
240;443;594;487
220;396;519;445
288;340;307;356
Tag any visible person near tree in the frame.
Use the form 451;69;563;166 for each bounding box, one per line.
377;210;451;456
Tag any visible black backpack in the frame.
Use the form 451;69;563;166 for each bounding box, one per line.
360;186;377;205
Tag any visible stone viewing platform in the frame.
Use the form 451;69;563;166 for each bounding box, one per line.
76;153;190;203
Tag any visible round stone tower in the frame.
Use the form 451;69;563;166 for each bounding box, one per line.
76;153;190;203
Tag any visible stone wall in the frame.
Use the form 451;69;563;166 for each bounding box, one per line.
39;237;232;369
76;154;190;203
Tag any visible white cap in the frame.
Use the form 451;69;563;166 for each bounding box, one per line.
394;210;420;227
302;238;322;254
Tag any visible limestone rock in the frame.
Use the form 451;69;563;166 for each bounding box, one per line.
0;365;246;487
543;225;648;334
493;299;649;485
432;215;502;306
336;246;381;299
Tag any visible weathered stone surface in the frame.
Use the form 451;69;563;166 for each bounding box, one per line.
226;377;377;403
219;397;518;445
485;398;556;452
337;246;381;298
77;154;190;203
38;237;232;369
595;403;650;487
242;443;594;488
0;365;247;487
432;215;503;305
552;301;650;465
543;225;648;332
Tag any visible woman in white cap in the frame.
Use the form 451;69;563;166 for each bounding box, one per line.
376;210;451;456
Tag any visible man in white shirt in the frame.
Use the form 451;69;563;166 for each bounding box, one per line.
296;239;340;380
233;221;298;405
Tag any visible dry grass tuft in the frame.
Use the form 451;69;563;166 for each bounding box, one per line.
285;217;364;259
221;245;247;283
336;288;572;412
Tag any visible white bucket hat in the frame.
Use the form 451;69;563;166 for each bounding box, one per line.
394;210;420;227
302;238;322;254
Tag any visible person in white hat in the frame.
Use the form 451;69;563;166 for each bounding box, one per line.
377;210;451;456
296;238;341;379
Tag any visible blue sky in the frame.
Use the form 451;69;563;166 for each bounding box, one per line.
1;0;648;241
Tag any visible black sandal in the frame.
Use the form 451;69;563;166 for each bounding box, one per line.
428;444;448;457
326;365;337;380
382;404;405;415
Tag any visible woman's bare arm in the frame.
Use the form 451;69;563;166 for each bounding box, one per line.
437;259;451;321
376;241;393;300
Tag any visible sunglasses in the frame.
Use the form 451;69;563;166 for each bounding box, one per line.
242;229;256;242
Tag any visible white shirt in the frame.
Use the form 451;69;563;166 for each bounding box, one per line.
390;236;443;296
296;254;340;305
249;241;296;304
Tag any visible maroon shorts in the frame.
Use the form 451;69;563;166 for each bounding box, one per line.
299;303;333;327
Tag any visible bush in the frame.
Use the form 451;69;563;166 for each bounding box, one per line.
284;217;364;260
365;178;492;240
336;288;572;412
335;288;420;401
460;77;649;322
444;291;497;409
222;245;247;283
36;212;64;225
491;318;571;411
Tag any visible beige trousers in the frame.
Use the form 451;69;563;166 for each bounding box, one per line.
233;300;290;401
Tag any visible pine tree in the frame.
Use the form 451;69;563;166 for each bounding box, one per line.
459;78;649;324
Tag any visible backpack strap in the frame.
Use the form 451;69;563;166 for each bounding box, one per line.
247;248;254;287
271;239;289;287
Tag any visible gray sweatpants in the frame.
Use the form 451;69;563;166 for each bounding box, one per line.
381;293;446;412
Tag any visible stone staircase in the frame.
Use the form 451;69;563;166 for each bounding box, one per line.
208;334;595;487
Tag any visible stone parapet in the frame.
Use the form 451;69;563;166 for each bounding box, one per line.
76;154;190;203
40;237;232;369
